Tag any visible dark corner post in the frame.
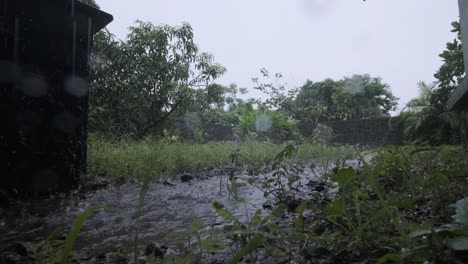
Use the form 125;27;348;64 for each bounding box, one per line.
0;0;112;194
449;0;468;147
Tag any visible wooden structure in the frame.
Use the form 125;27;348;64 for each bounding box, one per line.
0;0;112;193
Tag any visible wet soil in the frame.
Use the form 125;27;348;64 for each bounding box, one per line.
0;160;360;263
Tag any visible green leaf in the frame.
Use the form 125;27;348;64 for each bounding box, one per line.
251;209;262;226
226;234;265;264
189;218;203;233
261;204;286;225
199;237;225;251
60;205;108;264
212;202;241;226
324;198;345;217
378;253;401;263
334;167;356;188
294;201;308;232
448;236;468;251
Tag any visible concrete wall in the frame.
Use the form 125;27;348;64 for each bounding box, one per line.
179;117;402;145
300;117;402;146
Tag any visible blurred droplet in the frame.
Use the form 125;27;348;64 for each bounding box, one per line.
65;75;88;97
184;113;201;131
89;52;109;70
345;77;365;94
303;0;340;18
19;73;49;97
255;113;273;132
53;112;78;134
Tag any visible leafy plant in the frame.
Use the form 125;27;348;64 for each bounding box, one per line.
225;148;244;200
247;144;303;201
408;197;468;262
211;201;287;263
237;103;300;143
18;227;64;264
18;205;111;264
320;167;391;257
193;129;206;144
133;168;154;263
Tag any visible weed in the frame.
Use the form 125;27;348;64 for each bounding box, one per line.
247;144;303;202
18;205;111;264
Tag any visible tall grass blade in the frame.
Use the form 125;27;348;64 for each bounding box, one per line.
60;205;106;264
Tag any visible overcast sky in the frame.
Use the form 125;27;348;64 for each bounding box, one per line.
97;0;459;113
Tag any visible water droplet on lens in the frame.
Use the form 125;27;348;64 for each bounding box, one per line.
19;73;49;97
65;75;88;97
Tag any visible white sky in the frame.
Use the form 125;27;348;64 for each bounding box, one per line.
97;0;459;113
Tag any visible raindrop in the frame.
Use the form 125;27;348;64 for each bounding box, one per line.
255;113;273;132
89;52;109;70
64;75;89;97
344;76;365;94
19;73;49;97
184;113;201;131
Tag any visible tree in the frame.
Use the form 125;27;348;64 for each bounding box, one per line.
294;79;342;123
294;74;398;123
89;22;226;138
182;83;244;128
398;81;460;144
433;21;465;111
252;68;298;112
397;21;464;145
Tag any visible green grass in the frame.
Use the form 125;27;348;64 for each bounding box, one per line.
87;134;355;181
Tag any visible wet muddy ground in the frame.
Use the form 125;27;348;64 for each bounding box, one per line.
0;160;360;263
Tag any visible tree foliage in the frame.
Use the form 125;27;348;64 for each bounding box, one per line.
398;82;458;143
433;21;465;111
89;22;225;138
398;21;463;145
294;74;398;123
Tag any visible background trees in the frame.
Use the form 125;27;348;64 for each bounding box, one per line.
89;22;225;138
398;21;463;145
88;15;468;145
293;74;398;124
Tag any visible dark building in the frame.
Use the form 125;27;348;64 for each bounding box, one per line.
0;0;112;193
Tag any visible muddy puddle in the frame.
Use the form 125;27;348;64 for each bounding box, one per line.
0;165;326;256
